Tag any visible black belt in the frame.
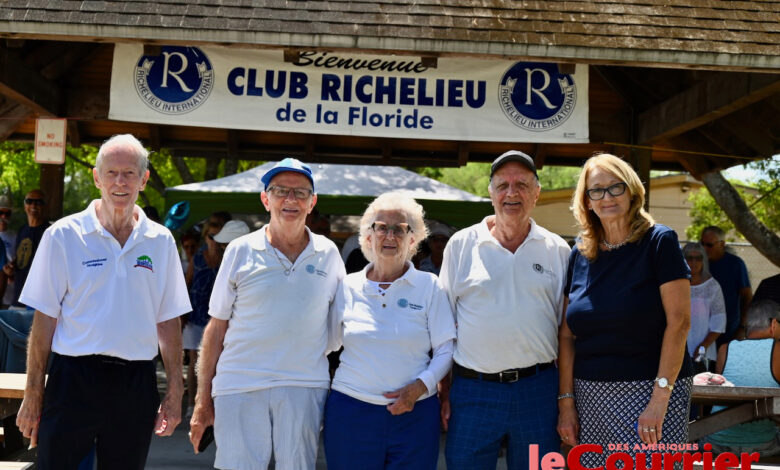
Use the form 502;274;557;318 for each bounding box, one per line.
453;362;554;383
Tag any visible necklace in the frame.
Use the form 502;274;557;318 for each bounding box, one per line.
271;246;293;275
601;233;632;250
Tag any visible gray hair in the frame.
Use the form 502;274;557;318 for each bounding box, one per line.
682;242;711;280
358;192;428;263
95;134;150;174
744;299;780;337
701;225;725;241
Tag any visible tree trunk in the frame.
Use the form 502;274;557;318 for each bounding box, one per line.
172;156;195;184
701;170;780;268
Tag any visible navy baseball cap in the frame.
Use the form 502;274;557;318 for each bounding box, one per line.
261;158;315;191
490;150;538;179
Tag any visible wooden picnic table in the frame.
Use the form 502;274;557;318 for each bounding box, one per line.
689;384;780;441
0;373;26;457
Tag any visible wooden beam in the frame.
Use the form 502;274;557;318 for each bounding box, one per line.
637;73;780;144
67;120;81;147
224;130;239;176
0;101;32;140
629;147;652;210
0;47;60;116
457;142;469;166
533;144;547;170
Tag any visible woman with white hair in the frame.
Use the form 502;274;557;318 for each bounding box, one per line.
324;193;456;470
682;242;726;372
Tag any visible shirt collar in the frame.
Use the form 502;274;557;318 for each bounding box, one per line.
81;200;159;239
248;224;325;253
360;260;418;294
476;215;544;245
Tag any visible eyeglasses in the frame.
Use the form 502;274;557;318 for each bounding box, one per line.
700;242;719;248
585;182;627;201
24;198;45;206
371;222;412;238
0;210;10;217
266;186;313;200
685;255;703;261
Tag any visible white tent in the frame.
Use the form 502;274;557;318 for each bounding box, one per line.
165;162;491;229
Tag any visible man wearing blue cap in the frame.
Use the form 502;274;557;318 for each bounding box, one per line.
440;151;570;470
190;158;345;470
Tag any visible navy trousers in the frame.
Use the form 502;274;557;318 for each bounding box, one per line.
36;353;160;470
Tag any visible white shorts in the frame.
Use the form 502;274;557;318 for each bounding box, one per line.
182;323;205;351
213;386;327;470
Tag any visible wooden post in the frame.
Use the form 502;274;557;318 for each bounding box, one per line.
630;147;652;210
40;163;65;221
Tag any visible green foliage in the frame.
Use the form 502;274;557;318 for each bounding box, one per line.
686;157;780;241
537;166;581;190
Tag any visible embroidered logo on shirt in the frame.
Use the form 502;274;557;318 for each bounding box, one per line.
82;258;107;268
134;255;154;272
408;302;424;311
306;264;328;277
397;298;409;308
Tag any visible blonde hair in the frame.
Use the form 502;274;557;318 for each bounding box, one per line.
358;193;428;263
571;154;654;261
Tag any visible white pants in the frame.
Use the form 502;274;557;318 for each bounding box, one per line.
214;386;327;470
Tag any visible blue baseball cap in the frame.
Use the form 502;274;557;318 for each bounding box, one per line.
261;158;315;191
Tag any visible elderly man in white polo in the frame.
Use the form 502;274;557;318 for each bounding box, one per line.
441;150;570;470
15;134;191;469
189;158;345;470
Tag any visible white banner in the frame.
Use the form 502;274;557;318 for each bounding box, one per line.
110;44;588;143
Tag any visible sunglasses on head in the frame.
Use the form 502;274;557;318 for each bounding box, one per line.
24;198;45;206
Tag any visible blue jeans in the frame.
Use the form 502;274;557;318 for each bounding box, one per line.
445;365;559;470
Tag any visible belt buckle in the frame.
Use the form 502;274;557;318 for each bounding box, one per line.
499;370;519;383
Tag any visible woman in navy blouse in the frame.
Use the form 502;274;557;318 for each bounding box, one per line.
557;154;692;465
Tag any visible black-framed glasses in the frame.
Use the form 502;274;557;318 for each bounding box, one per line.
701;241;719;248
371;222;412;238
24;198;45;206
685;255;703;261
0;210;10;217
266;186;313;200
586;182;627;201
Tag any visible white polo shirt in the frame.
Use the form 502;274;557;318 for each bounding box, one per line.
330;262;456;405
440;216;570;373
19;200;191;360
209;225;345;397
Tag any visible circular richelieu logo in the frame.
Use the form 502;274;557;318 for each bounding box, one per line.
498;62;577;131
134;46;214;115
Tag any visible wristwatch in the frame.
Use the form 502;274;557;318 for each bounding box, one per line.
654;377;674;392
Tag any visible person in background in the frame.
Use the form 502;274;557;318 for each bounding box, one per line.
700;226;752;351
3;189;50;310
441;151;570;470
189;158;345;470
0;193;15;308
418;222;454;276
15;134;191;469
707;299;780;456
306;208;332;238
558;154;692;465
324;193;455;470
180;229;200;277
753;273;780;306
682;242;726;373
183;220;249;419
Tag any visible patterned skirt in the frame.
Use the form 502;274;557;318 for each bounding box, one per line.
574;376;693;468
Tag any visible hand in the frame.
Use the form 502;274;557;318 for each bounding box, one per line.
637;392;670;445
154;389;183;437
384;379;427;416
438;377;451;431
2;261;13;277
556;401;580;446
189;399;215;454
16;388;44;448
